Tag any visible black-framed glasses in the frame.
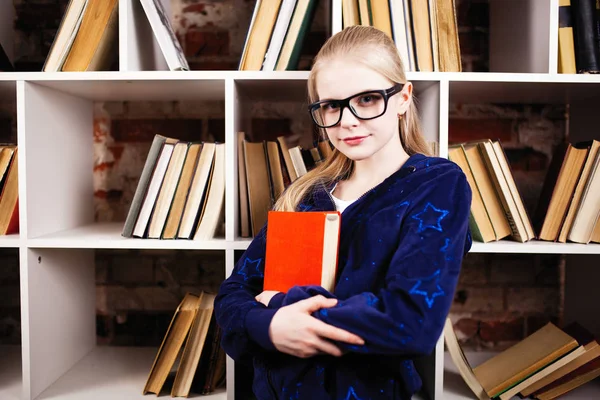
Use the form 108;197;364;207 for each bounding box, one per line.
308;83;404;128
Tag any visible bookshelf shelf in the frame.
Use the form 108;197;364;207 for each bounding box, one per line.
470;240;600;255
27;222;229;250
0;345;21;400
443;351;600;400
33;346;227;400
233;239;600;255
0;234;20;248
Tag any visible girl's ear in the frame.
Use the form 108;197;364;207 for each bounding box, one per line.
396;82;413;116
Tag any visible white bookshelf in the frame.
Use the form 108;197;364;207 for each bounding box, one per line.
1;0;599;399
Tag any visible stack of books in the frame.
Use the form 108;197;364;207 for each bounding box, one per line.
44;0;188;71
122;135;225;241
239;0;319;71
238;132;333;237
533;140;600;244
341;0;461;72
143;291;225;397
0;144;18;235
557;0;600;74
239;0;461;72
445;318;600;400
448;139;536;243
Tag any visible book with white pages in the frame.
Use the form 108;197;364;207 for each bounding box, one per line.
43;0;89;71
262;0;297;71
139;0;189;71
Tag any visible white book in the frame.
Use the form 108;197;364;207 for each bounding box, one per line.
262;0;298;71
389;0;411;72
139;0;189;71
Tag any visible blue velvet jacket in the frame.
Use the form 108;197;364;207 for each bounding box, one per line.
214;153;472;400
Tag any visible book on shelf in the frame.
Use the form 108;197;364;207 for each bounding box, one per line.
342;0;461;72
238;132;334;237
122;134;224;240
534;140;600;244
448;139;534;243
143;291;225;397
240;0;319;71
0;145;18;235
444;318;600;400
264;210;341;293
44;0;188;72
557;0;600;74
139;0;190;71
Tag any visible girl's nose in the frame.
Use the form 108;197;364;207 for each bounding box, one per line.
339;107;360;128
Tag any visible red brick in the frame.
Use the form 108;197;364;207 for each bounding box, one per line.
111;119;203;143
183;3;208;14
454;318;479;340
479;317;525;343
448;118;513;144
184;29;229;57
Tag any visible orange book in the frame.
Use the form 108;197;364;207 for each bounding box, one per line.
264;211;341;293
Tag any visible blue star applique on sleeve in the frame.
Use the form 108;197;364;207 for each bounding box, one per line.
408;269;445;309
237;257;263;281
411;202;450;233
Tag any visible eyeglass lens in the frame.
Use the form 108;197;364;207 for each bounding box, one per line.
311;91;386;127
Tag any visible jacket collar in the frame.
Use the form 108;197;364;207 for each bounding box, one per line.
310;152;426;211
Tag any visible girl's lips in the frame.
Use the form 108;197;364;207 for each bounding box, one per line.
343;136;368;146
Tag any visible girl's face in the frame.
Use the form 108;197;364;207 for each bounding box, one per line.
313;59;412;162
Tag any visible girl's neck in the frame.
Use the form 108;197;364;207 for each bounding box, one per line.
350;137;410;187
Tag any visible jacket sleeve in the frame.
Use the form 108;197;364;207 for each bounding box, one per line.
214;225;280;362
265;167;472;357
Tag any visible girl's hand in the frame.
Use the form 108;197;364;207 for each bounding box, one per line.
268;295;364;358
255;290;280;306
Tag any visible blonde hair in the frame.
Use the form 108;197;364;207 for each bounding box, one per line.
274;25;432;212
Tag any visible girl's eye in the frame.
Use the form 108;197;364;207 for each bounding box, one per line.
323;102;340;111
358;94;382;104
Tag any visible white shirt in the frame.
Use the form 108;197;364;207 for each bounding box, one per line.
330;183;356;213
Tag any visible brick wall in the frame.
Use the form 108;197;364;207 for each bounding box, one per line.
2;0;568;349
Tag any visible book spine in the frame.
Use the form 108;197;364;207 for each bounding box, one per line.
573;0;600;73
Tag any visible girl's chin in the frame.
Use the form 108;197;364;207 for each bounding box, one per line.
337;147;376;161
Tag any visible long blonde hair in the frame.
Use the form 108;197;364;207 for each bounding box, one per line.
274;25;432;212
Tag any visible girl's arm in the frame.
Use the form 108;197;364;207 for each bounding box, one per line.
214;224;364;361
213;225;279;362
260;167;472;357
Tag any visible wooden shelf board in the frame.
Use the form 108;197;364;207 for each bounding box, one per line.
0;345;21;400
444;350;600;400
0;234;21;248
36;346;226;400
27;222;228;250
470;240;600;254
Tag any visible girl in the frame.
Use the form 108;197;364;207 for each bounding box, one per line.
215;25;472;399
